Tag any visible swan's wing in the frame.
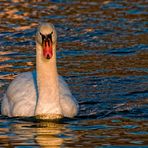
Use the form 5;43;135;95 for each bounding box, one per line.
58;76;71;95
58;76;79;117
1;71;37;117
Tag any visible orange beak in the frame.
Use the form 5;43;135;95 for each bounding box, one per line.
42;39;53;59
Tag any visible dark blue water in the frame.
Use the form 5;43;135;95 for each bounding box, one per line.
0;0;147;147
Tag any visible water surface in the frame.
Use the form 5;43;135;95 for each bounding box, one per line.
0;0;148;147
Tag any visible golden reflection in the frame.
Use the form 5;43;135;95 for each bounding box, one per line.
15;23;37;31
0;119;66;147
0;50;13;80
0;117;148;147
102;0;111;5
35;122;64;148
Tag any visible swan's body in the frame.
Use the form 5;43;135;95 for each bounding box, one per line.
1;23;78;119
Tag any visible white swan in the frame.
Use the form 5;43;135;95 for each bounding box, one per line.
1;23;79;119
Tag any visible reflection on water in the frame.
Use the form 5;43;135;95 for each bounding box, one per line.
0;117;65;147
0;117;147;147
0;0;148;147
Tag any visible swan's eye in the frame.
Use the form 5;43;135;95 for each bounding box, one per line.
40;32;46;42
47;31;53;43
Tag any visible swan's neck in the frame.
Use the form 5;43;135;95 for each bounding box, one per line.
35;43;62;116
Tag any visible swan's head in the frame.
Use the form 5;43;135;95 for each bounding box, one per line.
36;23;57;59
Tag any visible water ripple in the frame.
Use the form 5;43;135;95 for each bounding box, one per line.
0;0;147;147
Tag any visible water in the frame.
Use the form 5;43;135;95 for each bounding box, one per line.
0;0;148;147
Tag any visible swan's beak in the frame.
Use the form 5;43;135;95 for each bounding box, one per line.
42;38;53;59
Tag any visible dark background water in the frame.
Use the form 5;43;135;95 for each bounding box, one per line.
0;0;148;147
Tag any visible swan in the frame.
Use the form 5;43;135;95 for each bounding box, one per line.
1;23;79;119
